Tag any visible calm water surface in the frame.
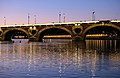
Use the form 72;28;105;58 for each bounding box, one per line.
0;39;120;78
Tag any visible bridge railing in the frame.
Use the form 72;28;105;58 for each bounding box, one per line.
0;20;120;28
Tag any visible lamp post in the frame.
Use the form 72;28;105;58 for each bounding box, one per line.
34;15;36;24
4;16;6;25
59;12;61;23
28;13;30;24
63;13;66;23
92;10;95;21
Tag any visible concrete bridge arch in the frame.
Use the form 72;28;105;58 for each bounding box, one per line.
37;26;73;41
82;23;120;40
3;28;29;41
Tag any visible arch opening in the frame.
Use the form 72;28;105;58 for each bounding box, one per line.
84;26;120;40
75;28;81;34
4;30;29;41
38;28;72;41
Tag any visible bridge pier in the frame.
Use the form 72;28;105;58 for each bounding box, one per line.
0;37;3;41
72;35;84;41
29;37;38;42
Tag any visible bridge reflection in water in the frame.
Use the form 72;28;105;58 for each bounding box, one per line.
0;39;120;78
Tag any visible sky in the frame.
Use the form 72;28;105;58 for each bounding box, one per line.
0;0;120;25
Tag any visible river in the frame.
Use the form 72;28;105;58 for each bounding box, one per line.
0;39;120;78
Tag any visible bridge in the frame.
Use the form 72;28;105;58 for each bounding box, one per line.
0;20;120;42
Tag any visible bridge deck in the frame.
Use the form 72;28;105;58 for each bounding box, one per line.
1;20;120;27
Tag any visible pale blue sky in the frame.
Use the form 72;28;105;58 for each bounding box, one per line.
0;0;120;25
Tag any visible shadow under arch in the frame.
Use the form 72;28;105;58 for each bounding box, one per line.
82;23;120;40
37;26;72;41
3;28;29;41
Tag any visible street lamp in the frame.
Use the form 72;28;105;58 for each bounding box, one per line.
4;16;6;25
59;12;61;23
34;15;36;24
92;10;95;21
63;13;66;23
28;13;30;24
33;26;36;30
29;27;32;30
